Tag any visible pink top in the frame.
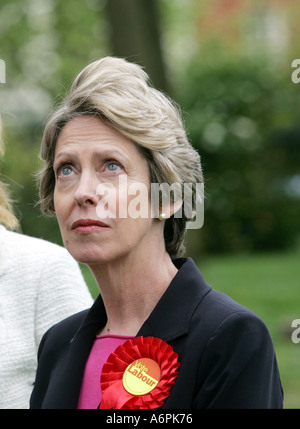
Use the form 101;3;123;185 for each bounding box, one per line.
77;334;134;409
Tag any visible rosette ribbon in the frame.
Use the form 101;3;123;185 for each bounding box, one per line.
99;336;180;409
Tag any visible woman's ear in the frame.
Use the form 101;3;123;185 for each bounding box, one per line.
171;198;183;218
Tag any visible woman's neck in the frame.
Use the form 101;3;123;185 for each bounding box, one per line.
89;250;177;336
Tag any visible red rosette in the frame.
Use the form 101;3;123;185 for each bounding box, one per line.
99;336;180;409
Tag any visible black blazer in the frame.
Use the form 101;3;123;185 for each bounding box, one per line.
30;258;283;409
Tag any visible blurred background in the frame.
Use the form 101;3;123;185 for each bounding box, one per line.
0;0;299;408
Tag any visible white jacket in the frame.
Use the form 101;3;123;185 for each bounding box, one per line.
0;225;93;408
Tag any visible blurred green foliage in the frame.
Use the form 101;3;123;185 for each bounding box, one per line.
181;53;300;255
0;0;107;245
0;0;299;257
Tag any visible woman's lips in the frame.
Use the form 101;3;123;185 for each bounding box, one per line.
71;219;109;233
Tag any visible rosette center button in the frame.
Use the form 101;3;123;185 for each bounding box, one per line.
122;358;161;395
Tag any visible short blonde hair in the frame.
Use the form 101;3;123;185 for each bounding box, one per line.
38;57;203;258
0;116;19;230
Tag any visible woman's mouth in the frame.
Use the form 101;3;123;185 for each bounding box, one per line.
71;219;110;233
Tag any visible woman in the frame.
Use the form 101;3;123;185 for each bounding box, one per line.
0;119;93;408
30;57;283;409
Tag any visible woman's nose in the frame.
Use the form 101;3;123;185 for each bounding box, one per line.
74;172;99;207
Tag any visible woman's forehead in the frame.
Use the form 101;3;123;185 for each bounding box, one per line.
53;116;150;179
55;116;136;157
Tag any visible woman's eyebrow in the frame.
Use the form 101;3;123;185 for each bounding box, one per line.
53;150;77;165
92;148;130;161
54;147;130;163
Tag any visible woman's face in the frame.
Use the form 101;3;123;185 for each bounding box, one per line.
53;115;159;265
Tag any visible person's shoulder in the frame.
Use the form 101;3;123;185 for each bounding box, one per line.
179;258;260;321
181;257;269;338
195;285;270;341
8;229;65;252
41;309;89;352
5;229;75;263
50;309;89;334
206;287;255;317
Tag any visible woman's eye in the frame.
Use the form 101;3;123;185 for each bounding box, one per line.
57;165;74;177
106;161;123;172
62;166;73;175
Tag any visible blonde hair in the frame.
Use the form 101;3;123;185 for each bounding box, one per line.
0;116;19;230
38;57;203;258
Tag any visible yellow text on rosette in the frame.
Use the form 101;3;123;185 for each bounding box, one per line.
122;358;161;395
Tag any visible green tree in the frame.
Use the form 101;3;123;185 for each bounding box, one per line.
181;54;300;254
104;0;170;93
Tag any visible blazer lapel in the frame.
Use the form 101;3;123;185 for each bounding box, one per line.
137;258;212;342
42;296;107;409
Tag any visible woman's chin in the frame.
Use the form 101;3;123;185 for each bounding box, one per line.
64;243;110;266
